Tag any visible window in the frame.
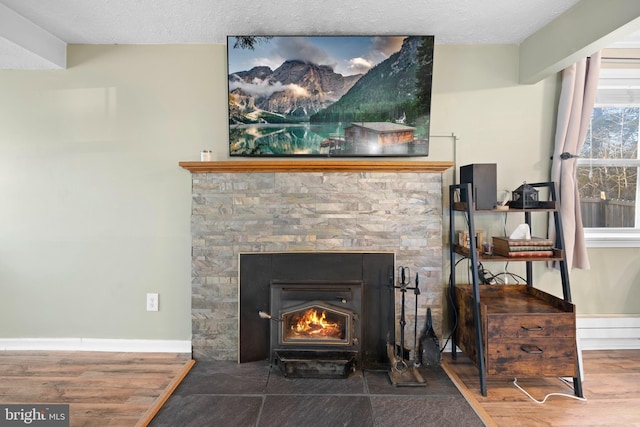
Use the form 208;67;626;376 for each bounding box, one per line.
578;68;640;247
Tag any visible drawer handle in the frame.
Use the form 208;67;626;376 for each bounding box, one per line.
521;345;543;354
521;325;543;332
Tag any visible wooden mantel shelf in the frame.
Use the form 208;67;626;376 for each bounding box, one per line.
179;160;453;173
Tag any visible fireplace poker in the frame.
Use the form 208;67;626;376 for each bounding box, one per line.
398;266;408;364
411;274;426;384
414;272;420;364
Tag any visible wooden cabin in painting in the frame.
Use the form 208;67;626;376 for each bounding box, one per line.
321;121;428;156
345;122;416;149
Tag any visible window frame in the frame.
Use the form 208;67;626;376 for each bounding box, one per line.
579;92;640;248
583;227;640;247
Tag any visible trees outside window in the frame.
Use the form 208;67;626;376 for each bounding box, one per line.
578;106;639;228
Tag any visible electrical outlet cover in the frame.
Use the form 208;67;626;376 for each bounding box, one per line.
146;293;159;311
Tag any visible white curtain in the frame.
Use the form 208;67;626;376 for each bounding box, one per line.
549;51;602;270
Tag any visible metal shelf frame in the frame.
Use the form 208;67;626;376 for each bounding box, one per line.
448;182;583;397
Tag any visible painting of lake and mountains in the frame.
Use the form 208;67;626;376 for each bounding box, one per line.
227;36;434;157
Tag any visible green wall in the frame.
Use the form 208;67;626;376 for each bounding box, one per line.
0;43;637;342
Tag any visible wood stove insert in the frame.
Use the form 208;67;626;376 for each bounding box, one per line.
239;252;395;374
269;281;362;377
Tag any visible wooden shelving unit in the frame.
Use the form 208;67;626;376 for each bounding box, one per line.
448;182;583;397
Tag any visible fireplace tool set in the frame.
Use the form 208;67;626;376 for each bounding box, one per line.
387;267;426;387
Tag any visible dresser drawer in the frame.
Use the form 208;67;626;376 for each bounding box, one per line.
486;312;576;339
486;338;578;377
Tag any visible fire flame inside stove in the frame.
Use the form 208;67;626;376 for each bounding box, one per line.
288;308;344;339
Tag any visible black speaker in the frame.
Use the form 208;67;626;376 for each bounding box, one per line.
459;164;497;210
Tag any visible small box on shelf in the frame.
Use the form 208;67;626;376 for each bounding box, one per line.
457;230;483;249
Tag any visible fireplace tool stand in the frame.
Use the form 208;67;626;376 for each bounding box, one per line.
387;267;426;387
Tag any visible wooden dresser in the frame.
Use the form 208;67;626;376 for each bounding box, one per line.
454;284;578;378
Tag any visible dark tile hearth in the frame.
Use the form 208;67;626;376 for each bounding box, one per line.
150;360;484;427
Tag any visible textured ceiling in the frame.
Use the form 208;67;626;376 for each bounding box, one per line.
0;0;580;44
0;0;582;69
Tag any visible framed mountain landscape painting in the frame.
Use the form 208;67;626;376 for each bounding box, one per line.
227;35;434;157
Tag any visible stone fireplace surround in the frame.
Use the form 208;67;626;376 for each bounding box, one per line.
180;160;452;361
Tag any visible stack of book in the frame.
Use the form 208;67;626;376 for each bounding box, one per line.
492;236;555;258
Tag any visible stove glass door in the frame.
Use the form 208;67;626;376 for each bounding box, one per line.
281;303;350;345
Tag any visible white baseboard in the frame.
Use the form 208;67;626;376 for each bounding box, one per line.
1;317;637;354
0;338;191;353
577;315;640;350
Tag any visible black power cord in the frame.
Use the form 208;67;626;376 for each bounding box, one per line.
478;264;495;284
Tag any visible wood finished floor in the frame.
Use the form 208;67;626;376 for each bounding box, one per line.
0;351;192;427
442;349;640;426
